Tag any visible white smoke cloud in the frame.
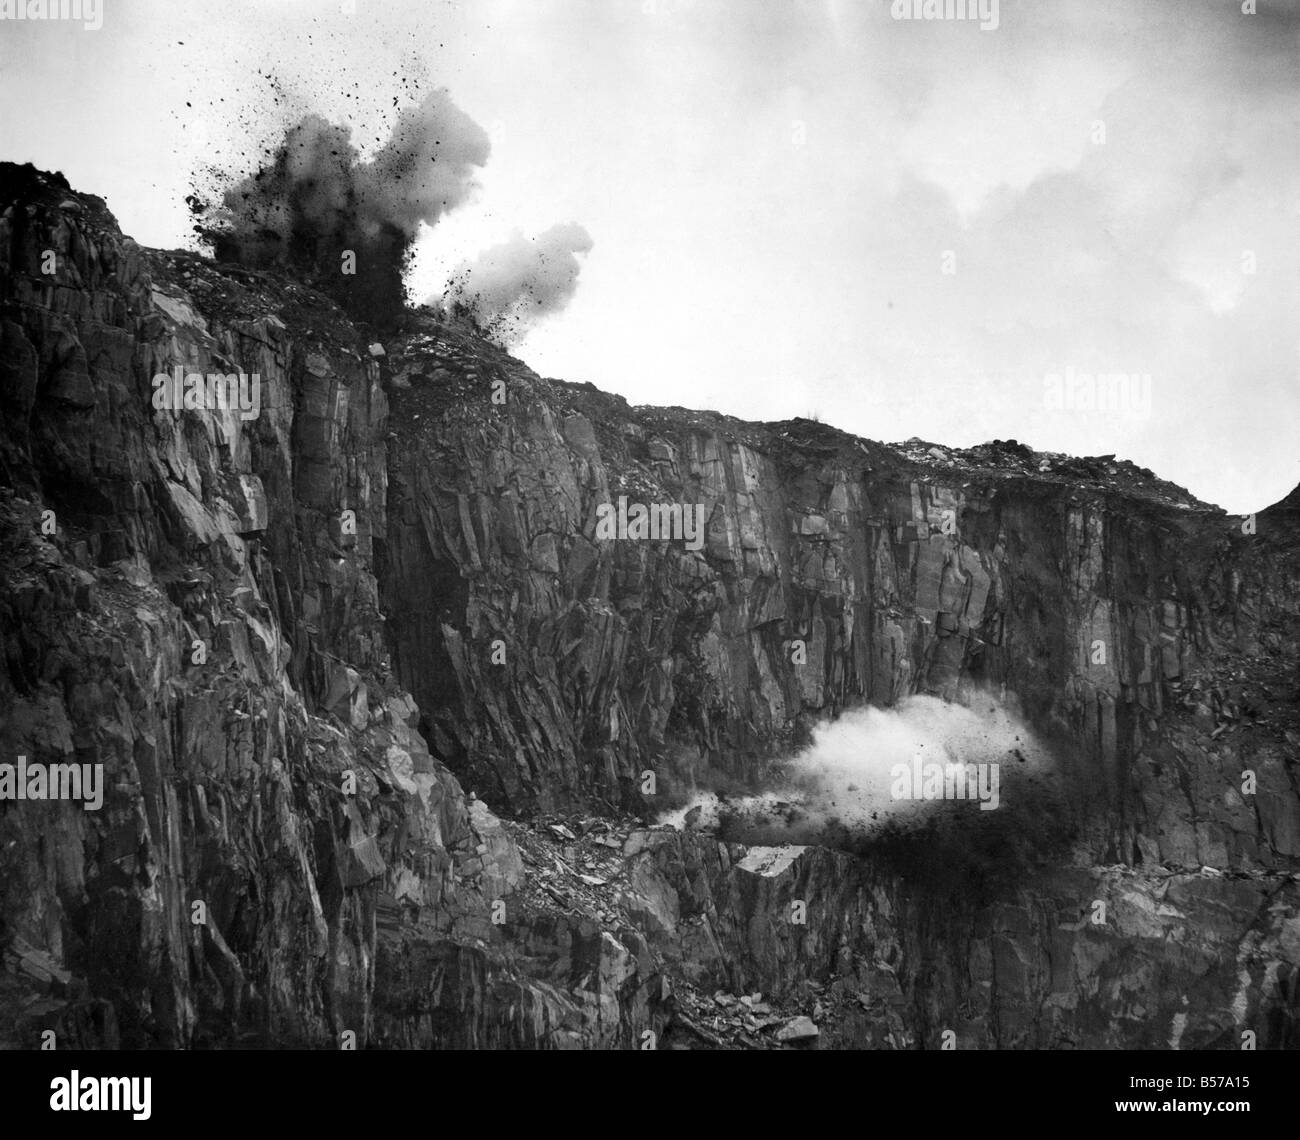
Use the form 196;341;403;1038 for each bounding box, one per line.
439;222;593;344
660;693;1053;841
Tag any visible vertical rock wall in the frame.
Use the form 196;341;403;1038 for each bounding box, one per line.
2;165;1296;1049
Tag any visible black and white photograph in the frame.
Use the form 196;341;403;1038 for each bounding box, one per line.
0;0;1295;1122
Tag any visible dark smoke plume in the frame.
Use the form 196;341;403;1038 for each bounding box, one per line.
440;223;593;345
195;90;489;327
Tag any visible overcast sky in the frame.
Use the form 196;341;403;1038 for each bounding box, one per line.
2;0;1296;513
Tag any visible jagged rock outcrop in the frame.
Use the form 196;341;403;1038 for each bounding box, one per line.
0;164;667;1049
383;326;1299;871
1;163;1297;1049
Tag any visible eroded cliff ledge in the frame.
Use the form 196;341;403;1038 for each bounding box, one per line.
2;163;1297;1050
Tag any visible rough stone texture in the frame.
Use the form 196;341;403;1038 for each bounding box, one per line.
383;325;1299;882
0;165;667;1049
1;163;1297;1049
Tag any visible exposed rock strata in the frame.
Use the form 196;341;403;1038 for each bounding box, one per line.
1;163;1296;1049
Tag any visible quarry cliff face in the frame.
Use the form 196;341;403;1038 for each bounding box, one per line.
2;163;1298;1050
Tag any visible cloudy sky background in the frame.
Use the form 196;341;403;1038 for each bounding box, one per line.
1;0;1296;513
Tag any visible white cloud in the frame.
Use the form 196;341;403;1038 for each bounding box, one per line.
4;0;1296;513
